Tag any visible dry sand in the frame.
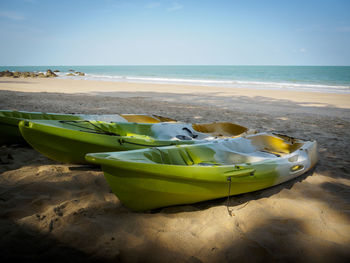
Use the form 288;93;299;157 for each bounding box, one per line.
0;77;350;262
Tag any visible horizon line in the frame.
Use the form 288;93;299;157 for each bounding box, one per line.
1;64;350;67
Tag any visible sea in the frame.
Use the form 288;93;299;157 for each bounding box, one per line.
1;66;350;94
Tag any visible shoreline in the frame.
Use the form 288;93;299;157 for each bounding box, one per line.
55;73;350;94
2;65;349;95
1;77;350;111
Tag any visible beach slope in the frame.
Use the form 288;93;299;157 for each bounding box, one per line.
1;78;350;262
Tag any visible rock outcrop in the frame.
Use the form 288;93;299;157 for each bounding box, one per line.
13;71;21;78
46;69;57;77
0;69;84;78
0;70;13;77
0;69;59;78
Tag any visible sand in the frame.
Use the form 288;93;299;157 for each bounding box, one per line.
1;77;350;262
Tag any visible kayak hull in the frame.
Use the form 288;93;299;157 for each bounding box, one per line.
0;110;176;145
0;110;81;145
19;120;185;164
18;119;251;164
86;134;318;211
0;121;25;145
100;162;278;211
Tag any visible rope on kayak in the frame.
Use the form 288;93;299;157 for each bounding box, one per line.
59;120;187;149
59;120;120;136
226;177;250;216
226;177;233;216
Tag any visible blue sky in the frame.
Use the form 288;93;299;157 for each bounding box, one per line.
0;0;349;66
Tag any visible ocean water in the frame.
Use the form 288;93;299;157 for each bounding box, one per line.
1;66;350;93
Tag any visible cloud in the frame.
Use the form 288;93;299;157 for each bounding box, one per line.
0;11;26;21
167;2;183;11
146;2;161;9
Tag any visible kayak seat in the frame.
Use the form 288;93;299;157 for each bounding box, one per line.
145;148;190;165
159;147;194;165
249;134;303;155
192;122;248;137
185;146;217;164
120;114;160;123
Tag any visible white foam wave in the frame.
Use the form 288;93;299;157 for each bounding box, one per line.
57;72;350;94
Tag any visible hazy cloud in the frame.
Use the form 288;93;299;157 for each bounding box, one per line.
0;11;26;21
299;48;307;53
167;2;183;11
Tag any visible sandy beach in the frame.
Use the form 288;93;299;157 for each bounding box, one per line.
1;77;350;262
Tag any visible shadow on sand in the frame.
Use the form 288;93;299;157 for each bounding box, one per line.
0;90;349;261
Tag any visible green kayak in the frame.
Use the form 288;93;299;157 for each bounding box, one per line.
18;120;248;164
0;110;176;145
0;110;81;145
19;119;250;164
86;133;318;211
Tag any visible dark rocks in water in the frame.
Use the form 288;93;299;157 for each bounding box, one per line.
0;70;13;77
53;70;60;72
46;69;57;77
66;71;85;76
23;72;31;78
69;69;75;72
12;71;21;78
0;69;58;78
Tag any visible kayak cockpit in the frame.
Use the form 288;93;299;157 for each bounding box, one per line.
90;133;306;166
44;121;252;141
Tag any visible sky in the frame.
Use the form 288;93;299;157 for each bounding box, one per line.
0;0;349;66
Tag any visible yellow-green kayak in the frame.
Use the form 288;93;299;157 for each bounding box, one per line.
19;119;251;164
0;110;176;145
86;133;318;211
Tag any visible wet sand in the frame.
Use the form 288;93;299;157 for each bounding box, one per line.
0;78;350;262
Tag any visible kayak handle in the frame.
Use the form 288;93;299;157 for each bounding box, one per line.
288;150;309;174
224;168;255;178
182;127;198;138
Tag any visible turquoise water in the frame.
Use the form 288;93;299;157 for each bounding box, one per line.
1;66;350;93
